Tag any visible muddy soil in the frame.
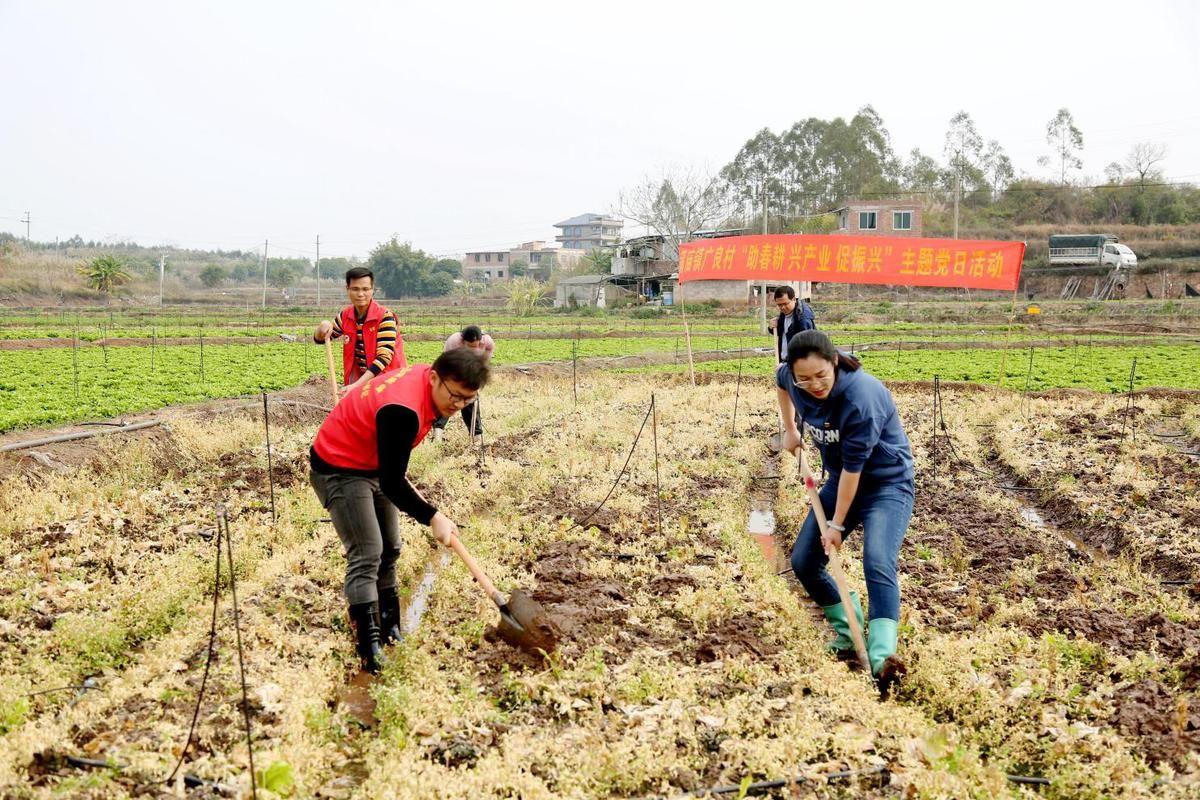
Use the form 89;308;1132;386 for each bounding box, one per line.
472;535;780;675
980;414;1200;582
1110;680;1200;768
1027;608;1200;685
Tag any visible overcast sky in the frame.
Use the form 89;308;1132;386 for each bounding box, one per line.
2;0;1198;259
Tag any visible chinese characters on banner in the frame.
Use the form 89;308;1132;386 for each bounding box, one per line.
677;234;1025;292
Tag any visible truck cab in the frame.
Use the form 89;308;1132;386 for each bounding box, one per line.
1103;242;1137;269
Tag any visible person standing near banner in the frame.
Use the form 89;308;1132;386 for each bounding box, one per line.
766;285;815;362
313;267;407;395
776;330;914;695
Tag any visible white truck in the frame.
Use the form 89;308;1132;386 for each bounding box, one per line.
1050;234;1137;300
1049;234;1137;269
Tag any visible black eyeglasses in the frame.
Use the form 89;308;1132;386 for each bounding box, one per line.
443;384;476;405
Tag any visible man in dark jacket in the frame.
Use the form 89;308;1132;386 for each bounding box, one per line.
767;285;815;362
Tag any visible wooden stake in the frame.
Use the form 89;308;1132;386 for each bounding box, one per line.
324;337;340;407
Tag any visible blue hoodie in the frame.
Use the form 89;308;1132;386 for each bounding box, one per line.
775;360;914;488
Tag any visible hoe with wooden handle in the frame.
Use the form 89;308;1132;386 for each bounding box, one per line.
324;336;340;408
445;533;560;654
795;446;871;673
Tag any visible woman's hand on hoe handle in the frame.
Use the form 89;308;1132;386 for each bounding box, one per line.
792;443;843;555
821;522;843;554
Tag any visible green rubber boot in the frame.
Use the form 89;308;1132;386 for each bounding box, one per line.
820;591;864;656
867;618;906;698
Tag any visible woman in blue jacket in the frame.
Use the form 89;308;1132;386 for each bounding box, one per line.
776;330;914;695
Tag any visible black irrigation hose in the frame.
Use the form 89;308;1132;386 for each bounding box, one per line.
220;506;258;800
567;398;655;533
65;755;119;770
162;506;257;797
930;376;1036;492
660;764;888;798
25;680;98;698
163;505;224;785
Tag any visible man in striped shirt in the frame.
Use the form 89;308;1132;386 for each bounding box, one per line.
314;267;406;395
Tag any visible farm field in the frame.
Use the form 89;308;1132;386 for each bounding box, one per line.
634;344;1200;393
4;337;1197;432
2;298;1198;431
0;365;1198;798
1;298;1197;342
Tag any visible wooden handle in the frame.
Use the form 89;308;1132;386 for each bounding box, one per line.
796;446;871;673
323;337;339;407
446;533;505;608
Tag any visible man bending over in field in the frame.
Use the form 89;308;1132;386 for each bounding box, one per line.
432;324;494;442
314;267;407;396
309;348;489;673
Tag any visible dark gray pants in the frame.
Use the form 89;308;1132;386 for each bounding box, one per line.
309;470;402;605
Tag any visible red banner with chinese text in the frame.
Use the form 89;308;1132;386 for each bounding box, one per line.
677;234;1024;291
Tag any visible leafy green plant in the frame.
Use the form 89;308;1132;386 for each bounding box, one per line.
76;255;132;293
256;761;296;795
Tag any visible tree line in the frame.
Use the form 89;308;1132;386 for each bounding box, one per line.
717;106;1200;229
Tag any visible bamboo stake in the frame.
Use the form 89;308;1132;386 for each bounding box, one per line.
678;279;695;385
996;287;1019;388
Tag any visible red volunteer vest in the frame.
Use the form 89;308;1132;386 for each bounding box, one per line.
312;364;437;472
339;300;407;384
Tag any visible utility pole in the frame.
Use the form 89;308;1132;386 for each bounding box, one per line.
20;211;30;241
158;254;166;306
952;134;963;239
315;234;321;308
953;160;961;240
260;238;269;309
759;183;769;335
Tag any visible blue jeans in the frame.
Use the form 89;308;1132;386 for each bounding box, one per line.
790;480;913;621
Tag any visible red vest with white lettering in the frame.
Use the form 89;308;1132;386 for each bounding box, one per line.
339;300;407;384
312;364;436;472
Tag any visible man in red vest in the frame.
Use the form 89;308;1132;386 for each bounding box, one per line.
309;348;490;673
314;267;407;396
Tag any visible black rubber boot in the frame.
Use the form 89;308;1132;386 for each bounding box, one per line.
378;587;404;647
347;602;384;674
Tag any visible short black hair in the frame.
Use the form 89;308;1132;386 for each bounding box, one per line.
432;348;490;390
345;267;374;286
773;285;796;300
461;325;483;343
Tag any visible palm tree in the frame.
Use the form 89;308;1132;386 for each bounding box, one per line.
77;255;132;293
504;278;546;316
